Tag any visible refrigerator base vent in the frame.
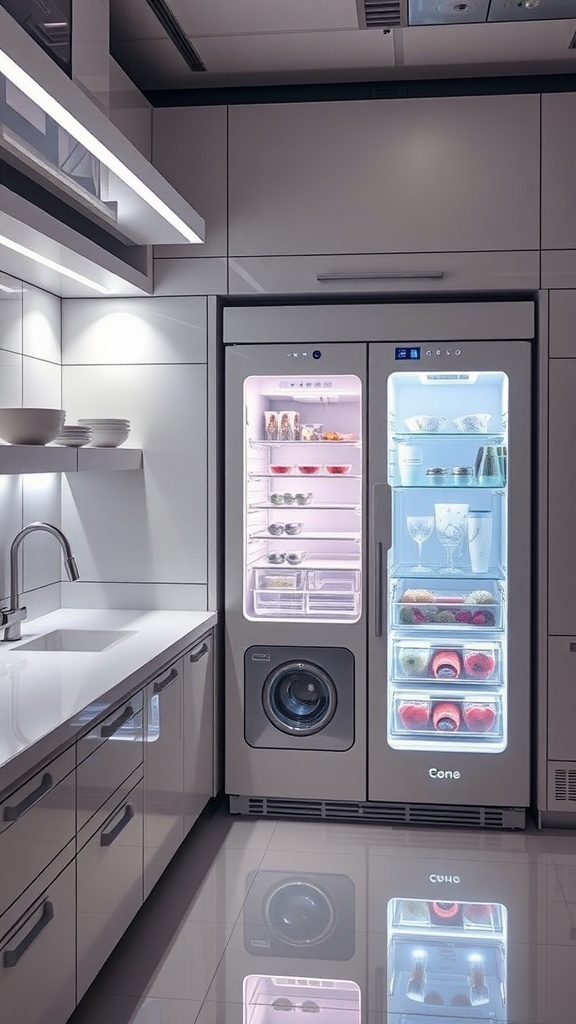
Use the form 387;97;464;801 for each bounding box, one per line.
229;796;525;830
548;761;576;810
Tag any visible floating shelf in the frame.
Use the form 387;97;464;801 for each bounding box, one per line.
0;446;143;475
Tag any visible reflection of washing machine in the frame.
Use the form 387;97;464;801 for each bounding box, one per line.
243;869;355;960
245;646;354;751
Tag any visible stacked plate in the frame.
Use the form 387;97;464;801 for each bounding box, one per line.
53;424;93;447
78;418;131;448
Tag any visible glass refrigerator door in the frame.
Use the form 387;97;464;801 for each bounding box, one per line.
387;897;507;1021
387;371;508;753
243;374;362;623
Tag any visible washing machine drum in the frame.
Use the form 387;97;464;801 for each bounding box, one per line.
265;880;335;947
262;660;337;736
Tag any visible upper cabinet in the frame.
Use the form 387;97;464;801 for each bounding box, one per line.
228;95;540;259
542;93;576;252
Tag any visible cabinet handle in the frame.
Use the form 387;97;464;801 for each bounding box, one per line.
374;542;383;639
3;773;54;822
153;667;179;694
189;642;209;663
316;270;445;282
3;900;54;968
101;704;134;739
100;804;135;847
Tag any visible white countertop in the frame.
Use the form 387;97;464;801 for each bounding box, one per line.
0;607;217;795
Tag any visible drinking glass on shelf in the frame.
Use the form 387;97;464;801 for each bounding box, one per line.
434;504;469;575
406;515;434;572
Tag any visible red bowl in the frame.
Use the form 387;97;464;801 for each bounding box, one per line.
270;465;294;475
325;464;352;475
297;465;321;475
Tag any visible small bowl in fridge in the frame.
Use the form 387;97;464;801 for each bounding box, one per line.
453;413;492;433
286;550;306;565
283;493;296;505
325;464;352;475
297;465;321;475
270;493;285;505
285;522;303;535
268;523;285;536
405;415;446;433
270;465;294;475
295;492;313;505
267;552;286;564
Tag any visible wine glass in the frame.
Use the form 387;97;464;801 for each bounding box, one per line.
434;504;469;574
407;516;434;572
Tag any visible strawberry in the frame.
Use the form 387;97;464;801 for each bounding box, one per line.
399;702;430;730
455;610;473;623
413;608;428;623
463;651;496;679
463;903;493;924
463;704;496;732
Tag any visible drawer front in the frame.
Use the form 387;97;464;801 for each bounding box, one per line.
228;252;540;297
144;660;184;897
0;747;75;918
0;854;75;1024
77;778;144;1000
77;690;144;764
77;706;143;832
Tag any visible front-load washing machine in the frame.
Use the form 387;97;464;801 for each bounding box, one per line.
245;646;354;751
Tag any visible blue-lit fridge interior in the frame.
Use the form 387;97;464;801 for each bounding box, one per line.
387;371;508;754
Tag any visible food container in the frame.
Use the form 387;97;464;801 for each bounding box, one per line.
264;411;279;441
405;415;446;433
426;467;448;486
286;551;306;565
270;492;285;505
283;493;296;505
452;466;474;487
270;465;294;475
278;410;300;441
301;424;322;441
298;465;321;475
255;569;304;589
267;552;286;564
267;523;285;536
453;413;491;434
285;522;303;535
295;492;313;505
325;464;352;475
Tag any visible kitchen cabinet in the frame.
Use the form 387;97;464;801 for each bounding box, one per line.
548;359;576;635
548;637;576;763
0;851;76;1024
549;291;576;358
542;93;576;252
76;772;144;1000
228;95;540;260
183;633;214;834
144;659;185;897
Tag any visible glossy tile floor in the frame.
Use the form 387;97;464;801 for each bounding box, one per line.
69;803;576;1024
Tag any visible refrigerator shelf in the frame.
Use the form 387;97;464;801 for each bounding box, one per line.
393;484;505;492
391;691;503;744
393;640;502;684
392;601;503;631
392;432;505;441
251;531;361;541
253;589;360;618
250;502;361;511
249;439;362;447
250;557;361;571
249;472;362;480
391;565;506;581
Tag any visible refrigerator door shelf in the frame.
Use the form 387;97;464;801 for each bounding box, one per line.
393;431;505;441
391;691;504;751
391;565;506;581
392;898;505;937
393;641;503;685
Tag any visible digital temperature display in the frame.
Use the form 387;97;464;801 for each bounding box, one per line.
395;347;421;361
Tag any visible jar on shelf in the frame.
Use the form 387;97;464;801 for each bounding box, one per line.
426;467;448;487
452;466;474;487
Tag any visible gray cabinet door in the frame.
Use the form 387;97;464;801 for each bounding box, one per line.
542;93;576;251
144;660;184;897
0;853;75;1024
183;633;214;834
229;95;540;257
548;359;576;635
77;776;144;1000
548;637;576;764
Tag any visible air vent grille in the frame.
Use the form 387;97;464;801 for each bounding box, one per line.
554;767;576;802
358;0;404;27
229;796;524;830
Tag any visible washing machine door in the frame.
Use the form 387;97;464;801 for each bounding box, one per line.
262;661;337;736
264;880;336;947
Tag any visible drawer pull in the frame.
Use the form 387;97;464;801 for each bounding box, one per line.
153;667;179;694
316;270;445;282
3;900;54;968
189;642;209;663
101;704;134;739
3;773;54;822
100;804;135;847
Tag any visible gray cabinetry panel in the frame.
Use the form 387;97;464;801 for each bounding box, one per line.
548;637;576;762
144;659;184;897
548;360;576;634
77;696;144;831
549;291;576;357
183;633;214;835
77;777;144;1000
542;93;576;251
0;853;75;1024
229;96;540;257
0;747;75;918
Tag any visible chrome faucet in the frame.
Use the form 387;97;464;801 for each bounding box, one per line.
1;523;80;641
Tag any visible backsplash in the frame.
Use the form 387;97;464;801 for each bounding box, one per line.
0;271;62;613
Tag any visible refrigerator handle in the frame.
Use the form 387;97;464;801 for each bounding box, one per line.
372;483;392;639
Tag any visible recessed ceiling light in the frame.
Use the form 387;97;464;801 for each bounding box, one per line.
0;232;111;293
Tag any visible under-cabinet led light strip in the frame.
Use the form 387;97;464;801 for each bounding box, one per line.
0;49;203;244
0;232;111;293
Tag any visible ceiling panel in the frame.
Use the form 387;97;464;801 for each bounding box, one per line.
402;19;576;63
167;0;361;36
111;0;165;42
192;28;395;73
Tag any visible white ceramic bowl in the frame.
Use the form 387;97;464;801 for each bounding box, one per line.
453;413;492;433
0;408;65;445
405;415;446;433
89;426;130;448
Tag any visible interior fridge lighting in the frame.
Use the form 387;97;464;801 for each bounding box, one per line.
0;231;111;293
0;48;203;244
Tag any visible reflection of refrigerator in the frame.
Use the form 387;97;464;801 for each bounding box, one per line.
224;302;533;824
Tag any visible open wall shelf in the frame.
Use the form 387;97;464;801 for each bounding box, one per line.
0;446;143;474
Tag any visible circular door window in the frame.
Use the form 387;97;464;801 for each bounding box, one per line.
262;661;337;735
265;880;335;947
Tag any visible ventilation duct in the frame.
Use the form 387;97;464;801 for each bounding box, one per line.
357;0;405;27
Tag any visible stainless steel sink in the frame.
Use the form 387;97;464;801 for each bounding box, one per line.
15;629;136;652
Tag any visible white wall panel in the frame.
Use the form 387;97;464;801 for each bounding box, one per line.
0;274;22;355
22;475;63;593
22;286;61;364
23;357;61;409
